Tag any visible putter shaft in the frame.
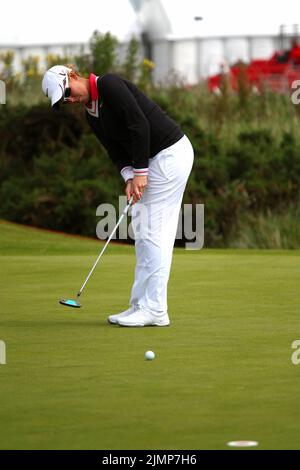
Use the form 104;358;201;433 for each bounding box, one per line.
77;196;134;297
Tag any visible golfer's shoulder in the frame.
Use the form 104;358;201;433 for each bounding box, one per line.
98;73;127;93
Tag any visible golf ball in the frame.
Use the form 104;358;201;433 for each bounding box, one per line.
145;350;155;361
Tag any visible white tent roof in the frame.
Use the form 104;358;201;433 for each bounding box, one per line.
0;0;300;45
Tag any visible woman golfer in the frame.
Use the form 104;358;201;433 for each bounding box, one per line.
42;65;194;327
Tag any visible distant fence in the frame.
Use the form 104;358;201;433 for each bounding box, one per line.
151;34;293;84
0;34;297;84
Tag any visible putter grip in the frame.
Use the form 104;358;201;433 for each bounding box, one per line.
123;195;134;214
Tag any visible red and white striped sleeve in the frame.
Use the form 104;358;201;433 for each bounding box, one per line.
133;168;149;177
120;166;134;182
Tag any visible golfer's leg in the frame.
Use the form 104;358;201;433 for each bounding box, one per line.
129;229;149;309
130;135;194;315
130;200;170;314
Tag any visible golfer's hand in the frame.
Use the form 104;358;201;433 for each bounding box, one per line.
125;179;136;204
133;175;148;201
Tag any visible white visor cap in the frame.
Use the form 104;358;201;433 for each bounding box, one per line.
42;65;72;107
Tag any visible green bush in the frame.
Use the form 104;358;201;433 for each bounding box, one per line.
0;105;123;236
1;75;300;247
0;97;300;246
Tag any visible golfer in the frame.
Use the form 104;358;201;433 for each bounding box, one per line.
42;65;194;327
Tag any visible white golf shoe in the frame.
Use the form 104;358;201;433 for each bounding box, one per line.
108;306;136;325
117;307;170;327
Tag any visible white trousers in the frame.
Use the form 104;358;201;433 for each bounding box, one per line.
129;135;194;315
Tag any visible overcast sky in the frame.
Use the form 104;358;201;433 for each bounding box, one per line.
1;0;300;44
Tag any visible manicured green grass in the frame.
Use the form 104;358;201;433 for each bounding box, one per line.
1;220;300;449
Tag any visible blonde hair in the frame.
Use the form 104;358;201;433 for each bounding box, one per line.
65;64;80;77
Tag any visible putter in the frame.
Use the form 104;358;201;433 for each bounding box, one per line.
59;196;134;308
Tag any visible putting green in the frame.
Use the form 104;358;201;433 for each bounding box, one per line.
1;220;300;450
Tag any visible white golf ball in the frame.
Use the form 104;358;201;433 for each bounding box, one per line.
145;350;155;361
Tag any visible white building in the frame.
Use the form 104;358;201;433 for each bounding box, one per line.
0;0;298;84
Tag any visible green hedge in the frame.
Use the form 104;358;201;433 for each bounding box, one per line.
1;89;300;247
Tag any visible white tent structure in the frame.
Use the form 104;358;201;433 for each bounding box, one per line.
129;0;172;39
130;0;295;84
130;0;288;84
0;0;299;83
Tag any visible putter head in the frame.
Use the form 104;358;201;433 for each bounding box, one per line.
59;299;81;308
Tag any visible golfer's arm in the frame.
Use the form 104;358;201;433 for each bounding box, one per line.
100;74;150;176
98;136;133;183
